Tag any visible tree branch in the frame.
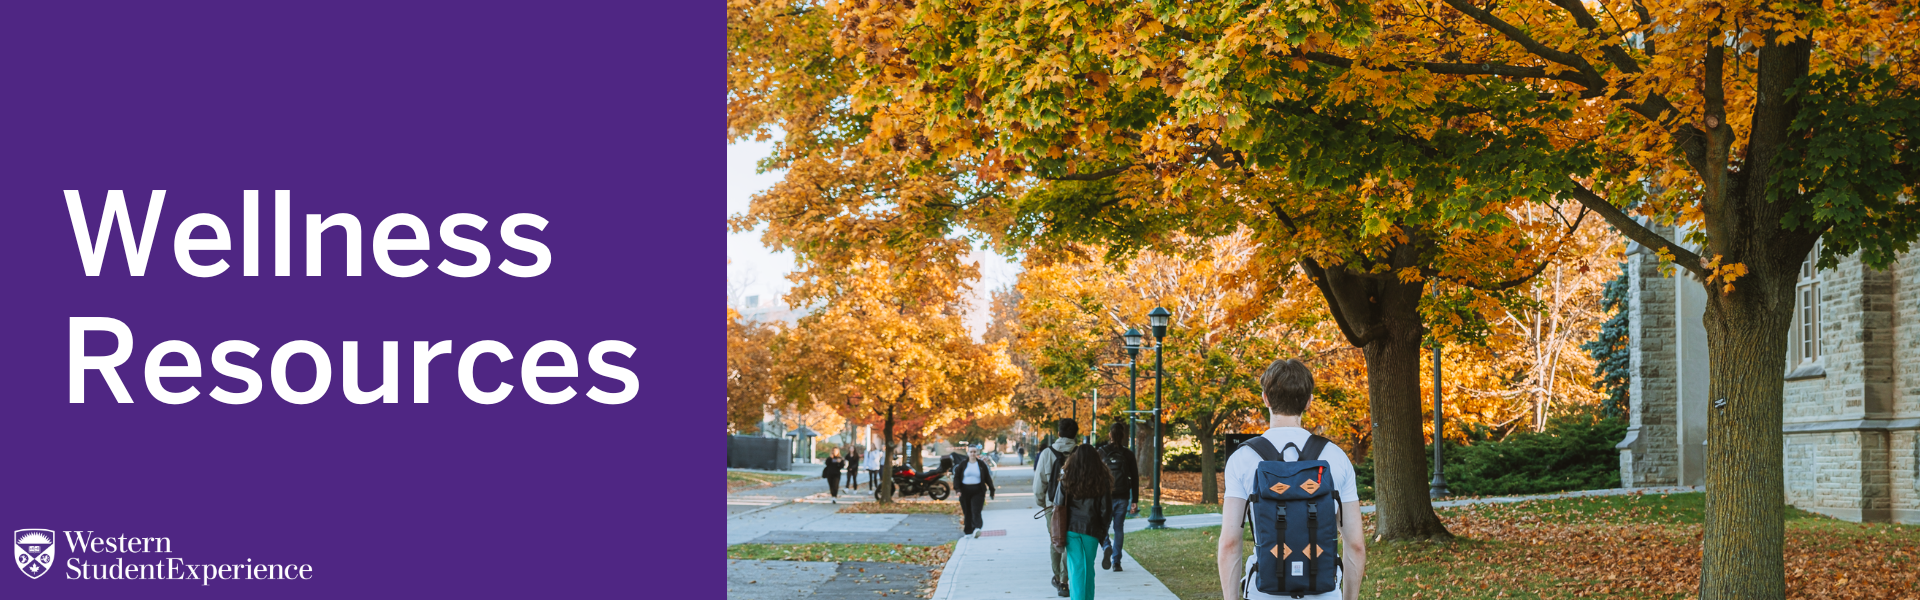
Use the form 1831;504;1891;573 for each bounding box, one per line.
1441;0;1603;85
1289;50;1587;84
1562;181;1707;278
1043;164;1135;181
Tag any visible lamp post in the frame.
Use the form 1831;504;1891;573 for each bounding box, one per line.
1146;307;1172;529
1429;287;1451;498
1123;328;1143;450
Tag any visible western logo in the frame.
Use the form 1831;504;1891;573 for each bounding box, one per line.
13;529;56;579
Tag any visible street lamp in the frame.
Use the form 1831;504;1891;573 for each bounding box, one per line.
1123;328;1143;452
1147;307;1172;530
1429;287;1451;498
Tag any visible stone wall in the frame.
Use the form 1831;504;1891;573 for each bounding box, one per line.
1618;229;1678;488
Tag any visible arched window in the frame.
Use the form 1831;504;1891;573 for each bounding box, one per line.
1789;240;1822;367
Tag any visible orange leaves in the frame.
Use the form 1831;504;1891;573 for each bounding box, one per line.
1700;254;1750;295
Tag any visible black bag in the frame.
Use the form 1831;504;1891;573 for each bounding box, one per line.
1044;447;1067;505
1099;444;1132;494
1241;436;1340;598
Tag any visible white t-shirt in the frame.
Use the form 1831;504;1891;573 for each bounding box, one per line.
1223;427;1358;600
960;459;983;485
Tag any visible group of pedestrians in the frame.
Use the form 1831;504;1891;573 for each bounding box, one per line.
1032;418;1139;599
1024;359;1368;600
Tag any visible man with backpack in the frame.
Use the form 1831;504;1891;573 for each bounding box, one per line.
1031;418;1079;597
1095;422;1139;572
1217;359;1366;600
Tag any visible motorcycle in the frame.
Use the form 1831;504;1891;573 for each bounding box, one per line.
890;464;952;501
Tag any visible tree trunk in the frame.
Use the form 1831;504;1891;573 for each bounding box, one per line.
1363;321;1452;540
879;405;896;503
1195;419;1218;505
1700;285;1793;599
1297;237;1452;542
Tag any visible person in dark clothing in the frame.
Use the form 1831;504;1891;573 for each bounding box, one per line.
1095;423;1140;571
953;445;997;536
822;448;846;502
845;446;862;491
1055;444;1113;599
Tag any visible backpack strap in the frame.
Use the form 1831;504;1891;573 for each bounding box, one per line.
1300;435;1331;462
1241;436;1283;462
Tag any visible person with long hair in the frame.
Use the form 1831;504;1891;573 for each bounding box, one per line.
1055;444;1114;599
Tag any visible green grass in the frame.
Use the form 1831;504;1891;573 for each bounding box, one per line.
728;470;804;492
1127;504;1221;519
1124;525;1242;599
726;542;955;567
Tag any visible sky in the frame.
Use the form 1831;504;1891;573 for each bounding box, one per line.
726;139;1020;337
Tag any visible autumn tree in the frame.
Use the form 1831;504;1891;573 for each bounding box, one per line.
727;307;780;432
819;0;1920;592
1014;231;1356;504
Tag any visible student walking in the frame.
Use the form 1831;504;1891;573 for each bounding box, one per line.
1217;359;1366;600
1055;444;1113;599
1095;423;1139;572
953;445;996;536
845;446;862;491
861;444;883;490
1033;419;1080;597
822;448;846;502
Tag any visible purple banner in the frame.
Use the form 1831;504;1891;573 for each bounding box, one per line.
0;3;715;598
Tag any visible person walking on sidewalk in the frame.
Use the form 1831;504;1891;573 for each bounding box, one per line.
822;448;846;502
1056;444;1114;600
1095;423;1139;572
953;445;996;536
1217;359;1366;600
1033;419;1080;596
861;444;883;491
845;445;863;491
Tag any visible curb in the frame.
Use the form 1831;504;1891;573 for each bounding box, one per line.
929;531;970;600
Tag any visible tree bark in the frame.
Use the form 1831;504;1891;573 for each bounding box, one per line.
1298;236;1452;541
1700;279;1794;599
1361;316;1451;540
879;404;896;503
1195;418;1218;505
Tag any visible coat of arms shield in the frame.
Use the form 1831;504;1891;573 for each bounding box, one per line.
14;529;56;579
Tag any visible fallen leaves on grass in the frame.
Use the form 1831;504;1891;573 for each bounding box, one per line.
726;542;955;567
1159;472;1225;504
1397;499;1920;599
838;501;961;515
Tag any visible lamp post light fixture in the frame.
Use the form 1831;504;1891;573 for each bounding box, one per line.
1429;287;1452;498
1123;328;1143;452
1146;307;1172;530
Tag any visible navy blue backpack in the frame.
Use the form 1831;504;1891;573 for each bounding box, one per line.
1239;435;1340;598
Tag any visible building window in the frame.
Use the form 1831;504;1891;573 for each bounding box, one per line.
1789;241;1822;366
745;295;760;309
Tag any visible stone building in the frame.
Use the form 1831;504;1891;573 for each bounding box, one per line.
1616;223;1920;523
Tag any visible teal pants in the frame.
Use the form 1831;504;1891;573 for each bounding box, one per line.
1064;531;1098;600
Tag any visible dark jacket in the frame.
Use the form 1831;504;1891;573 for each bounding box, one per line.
951;458;996;498
1062;493;1112;544
1097;442;1140;503
822;456;845;479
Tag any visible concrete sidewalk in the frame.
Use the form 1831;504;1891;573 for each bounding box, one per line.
931;507;1178;600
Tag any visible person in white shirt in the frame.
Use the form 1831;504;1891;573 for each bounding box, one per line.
1217;359;1366;600
862;445;884;493
952;445;997;536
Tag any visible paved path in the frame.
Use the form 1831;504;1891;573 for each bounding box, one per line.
932;507;1179;600
729;560;937;599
